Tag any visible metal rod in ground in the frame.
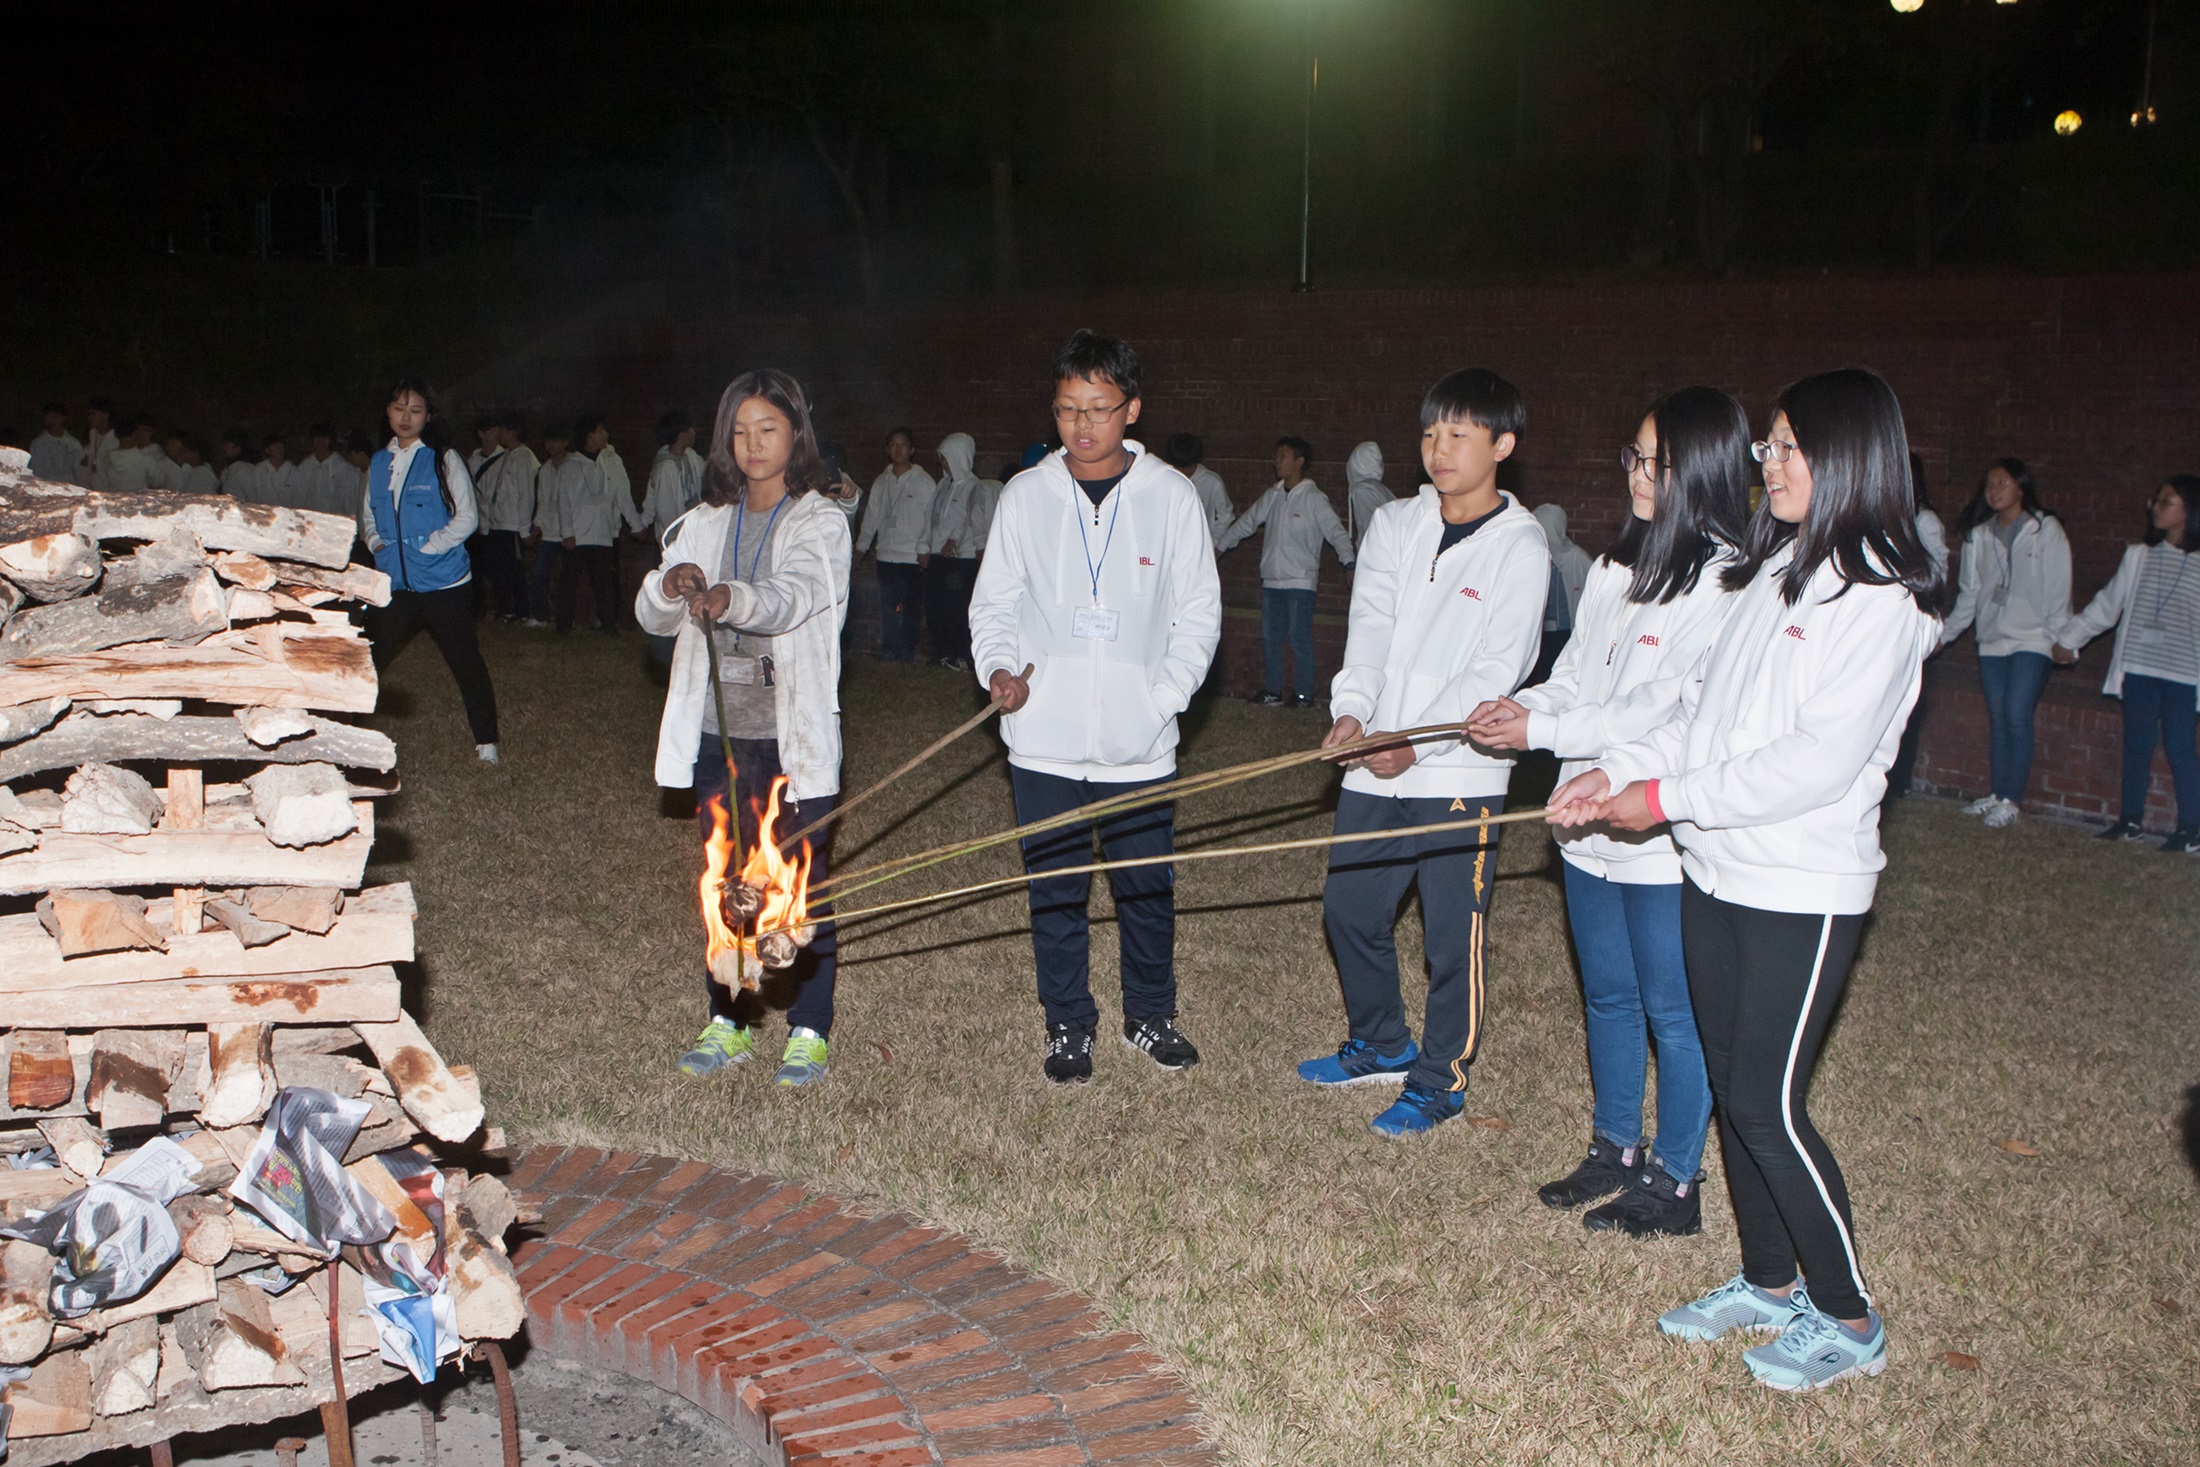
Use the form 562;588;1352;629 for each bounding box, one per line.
697;608;748;991
322;1257;355;1467
483;1340;523;1467
761;805;1550;939
148;1441;175;1467
776;662;1032;853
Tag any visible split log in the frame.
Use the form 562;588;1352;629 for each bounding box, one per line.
0;568;226;664
0;1168;77;1219
223;587;276;623
1;968;404;1028
269;1026;364;1058
0;710;395;780
247;886;341;934
209;552;276;592
0;575;19;631
224;1222;323;1271
0;625;375;715
341;1093;420;1162
453;1174;517;1251
245;762;356;848
197;1023;274;1132
0;1238;55;1364
36;890;166;956
120;528;208;582
264;560;391;608
0;800;375;896
233;705;312;746
3;1346;91;1436
202;895;289;948
355;1011;484;1144
301;1265;377;1359
0;824;34;857
166;766;206;936
34;1117;103;1181
447;1220;523;1341
176;1279;305;1391
3;790;59;828
84;1317;160;1416
75;492;355;571
167;1195;235;1268
81;700;181;719
172;1130;238;1191
0;533;100;603
269;1051;374;1100
0;695;70;744
77;1260;214;1334
59;763;162;835
7;1031;74;1110
86;1031;184;1130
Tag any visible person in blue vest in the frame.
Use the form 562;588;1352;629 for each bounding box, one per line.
360;379;503;765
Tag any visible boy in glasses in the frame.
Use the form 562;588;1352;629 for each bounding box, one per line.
969;330;1223;1084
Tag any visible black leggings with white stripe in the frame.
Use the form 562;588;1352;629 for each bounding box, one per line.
1682;880;1871;1321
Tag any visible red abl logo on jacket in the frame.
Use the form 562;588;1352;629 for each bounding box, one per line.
1783;625;1807;641
1139;557;1155;566
1460;587;1482;601
1637;633;1659;647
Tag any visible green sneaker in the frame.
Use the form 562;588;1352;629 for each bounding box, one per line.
774;1028;829;1087
678;1019;754;1076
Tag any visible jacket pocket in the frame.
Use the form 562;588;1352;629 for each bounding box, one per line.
1090;658;1168;766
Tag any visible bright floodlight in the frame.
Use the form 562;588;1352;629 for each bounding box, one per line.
1890;0;1923;10
2054;110;2083;136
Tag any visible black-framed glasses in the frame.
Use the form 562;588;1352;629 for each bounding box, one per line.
1620;445;1667;477
1750;439;1798;465
1052;400;1130;426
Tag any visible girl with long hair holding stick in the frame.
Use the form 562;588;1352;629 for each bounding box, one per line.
639;370;852;1086
1467;386;1751;1237
1549;369;1942;1390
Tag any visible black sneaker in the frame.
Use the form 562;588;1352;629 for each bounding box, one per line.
2096;819;2148;842
1584;1164;1704;1238
1122;1016;1200;1070
1287;694;1319;710
2162;827;2200;854
1044;1022;1094;1085
1255;691;1286;707
1536;1138;1638;1210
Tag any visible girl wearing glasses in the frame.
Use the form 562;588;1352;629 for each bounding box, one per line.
1466;387;1751;1239
1548;369;1942;1391
2050;474;2200;850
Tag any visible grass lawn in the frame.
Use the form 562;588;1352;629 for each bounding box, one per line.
368;622;2200;1465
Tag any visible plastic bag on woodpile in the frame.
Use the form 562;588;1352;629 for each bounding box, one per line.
228;1088;394;1258
0;1140;202;1318
347;1150;457;1383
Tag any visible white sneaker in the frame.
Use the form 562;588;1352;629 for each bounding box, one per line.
1959;795;1999;816
1982;798;2019;829
476;743;501;765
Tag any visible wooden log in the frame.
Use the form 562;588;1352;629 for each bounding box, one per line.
34;1117;103;1181
209;552;276;592
269;1051;373;1100
354;1011;484;1145
85;1317;159;1417
36;890;166;957
453;1173;518;1243
245;763;357;848
0;533;100;603
0;575;19;631
269;1026;364;1058
7;1031;74;1111
0;568;227;664
0;695;70;745
59;763;162;835
301;1264;377;1359
264;560;391;608
167;1195;235;1268
75;492;355;571
3;1346;91;1436
0;710;394;781
76;1260;214;1334
0;801;375;897
0;625;375;715
223;587;277;623
202;895;289;948
166;766;206;936
178;1279;306;1392
247;886;341;934
172;1130;238;1192
85;1031;184;1131
0;1167;77;1220
198;1023;273;1130
224;1221;324;1271
3;968;403;1029
447;1220;523;1340
341;1093;420;1162
0;1238;55;1364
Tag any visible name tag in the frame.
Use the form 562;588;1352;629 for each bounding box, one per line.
1072;605;1121;642
718;657;763;685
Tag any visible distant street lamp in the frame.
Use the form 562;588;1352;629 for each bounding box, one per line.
1295;0;1315;292
2054;109;2083;136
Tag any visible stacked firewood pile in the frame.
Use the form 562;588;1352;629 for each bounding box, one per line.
0;451;524;1463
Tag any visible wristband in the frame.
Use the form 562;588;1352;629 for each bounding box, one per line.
1643;779;1667;824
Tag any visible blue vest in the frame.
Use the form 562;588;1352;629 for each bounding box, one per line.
367;447;470;593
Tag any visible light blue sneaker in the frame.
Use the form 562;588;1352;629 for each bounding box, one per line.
677;1019;754;1076
1369;1084;1464;1138
774;1028;829;1087
1659;1273;1814;1342
1297;1038;1419;1087
1744;1308;1887;1391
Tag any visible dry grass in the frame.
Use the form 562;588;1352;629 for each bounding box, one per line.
367;623;2200;1465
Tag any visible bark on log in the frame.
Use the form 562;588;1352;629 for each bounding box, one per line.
0;568;226;664
0;534;100;603
0;576;19;631
267;1026;364;1058
178;1279;305;1391
73;493;356;571
0;1168;77;1219
3;1346;91;1436
198;1023;273;1130
0;696;70;745
0;1237;55;1365
354;1011;484;1144
0;710;395;781
301;1265;377;1359
263;560;391;608
2;968;404;1028
34;1116;103;1181
167;1195;236;1268
85;1317;159;1416
208;552;276;592
0;625;375;714
268;1052;374;1100
0;801;374;896
7;1031;75;1110
86;1030;184;1130
447;1221;523;1340
172;1131;238;1192
453;1174;517;1244
37;889;167;956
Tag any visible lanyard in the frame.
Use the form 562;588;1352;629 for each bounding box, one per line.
2146;547;2189;626
727;497;786;651
1073;480;1123;606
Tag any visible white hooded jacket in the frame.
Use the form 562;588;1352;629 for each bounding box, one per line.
1940;511;2071;659
476;444;540;535
925;433;985;558
1188;465;1233;546
1345;442;1395;549
642;445;705;540
969;443;1222;782
856;464;937;564
1330;488;1550;800
1217;480;1356;591
1533;503;1594;630
638;491;851;800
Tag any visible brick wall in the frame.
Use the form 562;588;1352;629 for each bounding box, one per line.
482;272;2200;829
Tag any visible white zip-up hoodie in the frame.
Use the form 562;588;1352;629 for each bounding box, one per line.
964;479;1002;555
476;444;540;535
642;445;705;540
1597;548;1940;915
638;492;851;800
1940;511;2071;658
1330;488;1549;800
1345;442;1395;549
855;464;937;564
2054;541;2200;695
969;443;1222;781
1188;465;1233;546
1533;503;1594;627
1217;479;1356;590
925;434;983;558
220;460;256;500
1513;554;1739;883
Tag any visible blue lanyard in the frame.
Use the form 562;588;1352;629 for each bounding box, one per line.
1073;481;1123;605
732;496;786;584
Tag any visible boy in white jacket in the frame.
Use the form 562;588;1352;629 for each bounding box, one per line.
79;400;117;489
923;432;985;670
1217;438;1356;706
969;330;1221;1084
1161;432;1235;546
27;403;81;485
855;428;936;661
1301;368;1546;1137
474;415;538;622
1345;441;1395;549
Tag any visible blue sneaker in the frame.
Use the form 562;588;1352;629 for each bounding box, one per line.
1297;1038;1420;1087
774;1029;830;1087
1658;1273;1814;1342
1744;1308;1887;1391
1369;1084;1464;1138
677;1019;754;1076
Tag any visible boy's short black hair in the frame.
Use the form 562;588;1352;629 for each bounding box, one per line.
310;421;334;440
886;425;915;445
578;413;607;439
1276;435;1313;467
221;427;247;449
114;413;141;436
260;431;284;449
543;420;571;443
345;429;373;455
1420;367;1526;440
473;413;499;434
1161;432;1203;469
42;400;66;416
1052;329;1141;402
88;396;113;414
655;409;692;446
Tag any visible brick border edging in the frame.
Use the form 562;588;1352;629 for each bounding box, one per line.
505;1145;1215;1467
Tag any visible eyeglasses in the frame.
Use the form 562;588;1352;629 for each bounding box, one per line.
1620;445;1667;478
1750;439;1799;465
1052;400;1130;426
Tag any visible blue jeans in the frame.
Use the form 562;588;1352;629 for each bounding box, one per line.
1261;586;1318;698
1977;652;2051;804
2119;673;2200;829
1011;766;1178;1029
1561;860;1710;1182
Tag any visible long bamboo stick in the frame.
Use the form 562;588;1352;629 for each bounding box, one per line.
765;805;1548;939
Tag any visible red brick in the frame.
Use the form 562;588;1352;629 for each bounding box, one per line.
785;1449;933;1467
582;1270;697;1358
959;1278;1066;1326
708;1235;818;1289
737;1182;813;1228
513;1242;584;1291
897;1352;1021;1397
574;1148;645;1194
772;1260;879;1314
770;1195;843;1237
1056;1377;1176;1416
828;1297;929;1340
771;1391;914;1435
741;1352;874;1402
522;1252;622;1333
1086;1422;1208;1460
541;1145;608;1192
935;1450;1083;1467
903;1250;1003;1297
782;1420;929;1460
798;1208;877;1251
929;1417;1075;1458
749;1248;846;1298
623;1279;745;1377
1124;1452;1223;1466
866;1328;993;1376
863;1229;957;1274
552;1261;661;1353
660;1305;800;1393
818;1214;917;1261
763;1368;896;1418
547;1197;629;1246
1024;1334;1157;1390
1080;1394;1196;1438
645;1156;717;1203
917;1392;1055;1432
683;1170;777;1219
992;1299;1107;1352
504;1145;565;1189
529;1192;595;1239
579;1203;665;1252
613;1209;701;1259
603;1153;685;1201
698;1326;842;1385
656;1218;742;1271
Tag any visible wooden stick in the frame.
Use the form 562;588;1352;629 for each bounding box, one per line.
776;663;1031;853
695;607;746;992
165;766;205;938
763;806;1549;938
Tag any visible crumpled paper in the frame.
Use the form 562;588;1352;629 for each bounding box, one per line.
0;1138;202;1318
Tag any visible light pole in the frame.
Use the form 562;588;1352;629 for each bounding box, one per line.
1295;0;1314;291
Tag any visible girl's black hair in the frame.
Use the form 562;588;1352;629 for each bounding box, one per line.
703;369;828;506
2146;474;2200;553
1605;386;1753;605
385;377;456;515
656;410;692;448
1722;368;1944;612
1957;456;2052;532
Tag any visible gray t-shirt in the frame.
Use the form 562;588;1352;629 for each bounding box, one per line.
701;500;785;740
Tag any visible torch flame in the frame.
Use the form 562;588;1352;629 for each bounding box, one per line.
739;777;813;951
699;779;813;989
